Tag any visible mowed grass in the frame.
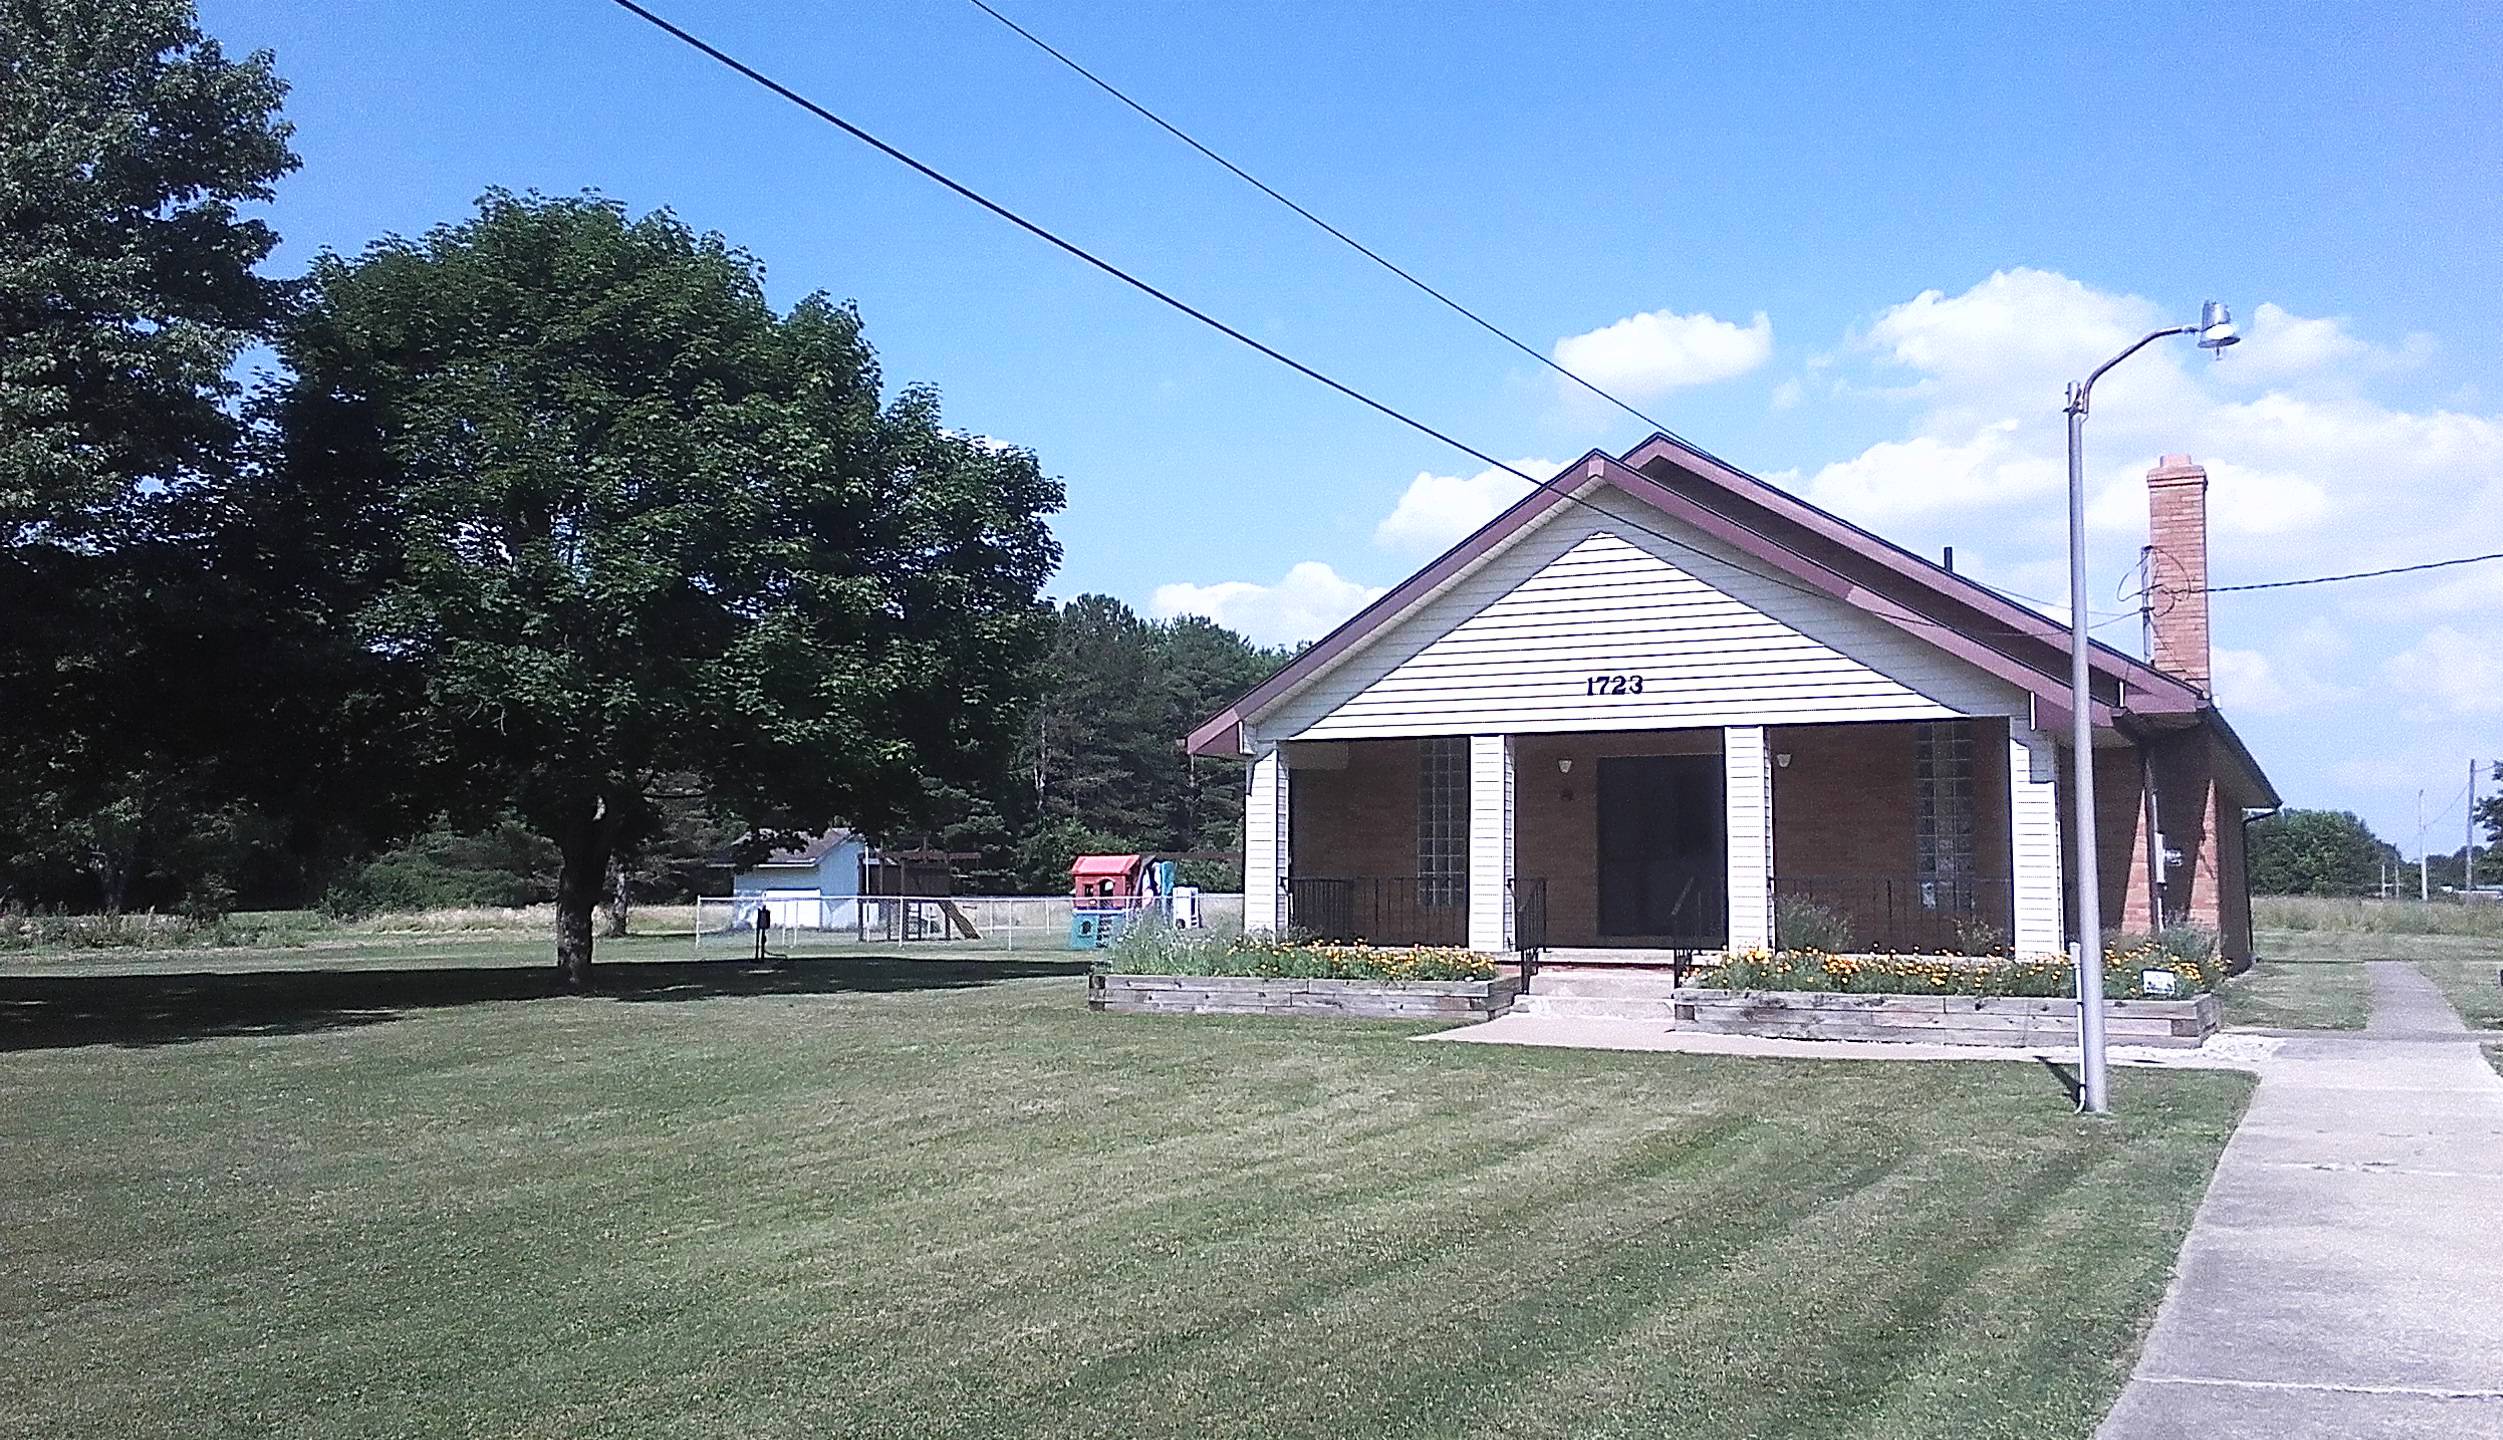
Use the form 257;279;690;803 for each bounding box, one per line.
2220;944;2373;1031
2245;916;2503;1031
0;954;2250;1440
2416;953;2503;1029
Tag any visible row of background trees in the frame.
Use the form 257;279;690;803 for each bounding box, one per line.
0;1;1278;976
2244;808;2500;898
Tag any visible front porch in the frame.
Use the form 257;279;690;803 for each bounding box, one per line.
1250;719;2069;957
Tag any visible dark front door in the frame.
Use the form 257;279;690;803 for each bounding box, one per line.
1596;754;1727;942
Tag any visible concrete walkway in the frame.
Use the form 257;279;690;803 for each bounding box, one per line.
2098;961;2503;1439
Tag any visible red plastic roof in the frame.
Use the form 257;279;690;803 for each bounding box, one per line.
1069;854;1143;878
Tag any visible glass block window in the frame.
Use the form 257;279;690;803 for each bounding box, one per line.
1417;736;1468;907
1913;722;1976;911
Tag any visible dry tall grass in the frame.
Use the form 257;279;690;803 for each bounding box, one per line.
347;904;699;935
2253;895;2503;936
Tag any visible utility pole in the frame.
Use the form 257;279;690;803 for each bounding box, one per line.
2470;760;2480;894
2059;301;2239;1118
2420;788;2431;901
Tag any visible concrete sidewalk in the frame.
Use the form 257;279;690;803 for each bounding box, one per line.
2098;961;2503;1439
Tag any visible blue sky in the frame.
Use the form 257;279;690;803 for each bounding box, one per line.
200;0;2501;853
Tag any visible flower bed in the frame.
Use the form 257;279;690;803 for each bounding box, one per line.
1707;928;2216;1001
1678;928;2225;1048
1102;929;1498;983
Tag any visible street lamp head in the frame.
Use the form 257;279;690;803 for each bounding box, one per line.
2197;300;2240;356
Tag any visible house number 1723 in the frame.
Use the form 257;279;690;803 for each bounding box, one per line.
1584;674;1646;696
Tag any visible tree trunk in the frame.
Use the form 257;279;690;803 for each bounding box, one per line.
602;855;631;939
94;848;132;914
554;808;619;988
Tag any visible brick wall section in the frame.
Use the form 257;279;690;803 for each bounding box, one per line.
1772;719;2017;947
2059;743;2156;936
2213;790;2253;961
2055;729;2253;962
2146;455;2212;695
1289;739;1417;882
1769;722;1917;879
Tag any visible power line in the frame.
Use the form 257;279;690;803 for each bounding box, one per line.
2204;550;2503;594
601;1;2138;653
956;0;1727;465
960;0;2161;636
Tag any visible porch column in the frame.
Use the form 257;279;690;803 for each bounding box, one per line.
1244;740;1290;934
1467;734;1514;951
1724;726;1774;951
2007;725;2066;955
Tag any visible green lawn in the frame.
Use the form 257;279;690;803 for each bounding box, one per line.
2416;954;2503;1029
1;950;2251;1440
2218;948;2373;1031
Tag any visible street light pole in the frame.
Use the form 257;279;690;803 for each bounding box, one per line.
2062;302;2238;1117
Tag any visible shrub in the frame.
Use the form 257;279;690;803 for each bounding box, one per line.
1952;914;2011;957
2104;925;2217;996
1773;897;1855;954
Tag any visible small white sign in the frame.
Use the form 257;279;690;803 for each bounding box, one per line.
2140;968;2182;998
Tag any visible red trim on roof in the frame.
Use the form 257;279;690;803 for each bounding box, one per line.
1619;434;2200;711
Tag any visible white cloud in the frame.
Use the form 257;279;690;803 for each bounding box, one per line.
2383;626;2503;718
1799;271;2503;586
2211;646;2358;716
2211;648;2295;713
1150;562;1387;648
1804;421;2061;523
1769;378;1804;411
1552;308;1771;400
2224;302;2433;384
1373;458;1559;554
1861;267;2166;421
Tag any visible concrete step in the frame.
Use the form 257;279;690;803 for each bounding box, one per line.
1510;992;1684;1021
1530;966;1695;999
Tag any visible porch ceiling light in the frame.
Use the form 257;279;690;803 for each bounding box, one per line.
1556;757;1573;774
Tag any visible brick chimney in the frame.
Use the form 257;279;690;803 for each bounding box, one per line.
2146;454;2211;695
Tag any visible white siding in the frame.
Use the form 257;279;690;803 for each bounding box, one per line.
1467;734;1514;951
1724;726;1773;951
1257;500;2030;741
2008;726;2066;956
1244;743;1289;933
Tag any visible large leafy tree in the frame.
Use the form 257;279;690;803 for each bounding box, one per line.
0;0;298;906
2246;808;2397;896
257;192;1062;981
0;0;294;529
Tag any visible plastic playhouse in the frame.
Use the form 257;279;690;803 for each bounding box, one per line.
1068;854;1199;948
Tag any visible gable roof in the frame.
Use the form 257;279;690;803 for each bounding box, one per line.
740;828;860;869
1187;434;2226;763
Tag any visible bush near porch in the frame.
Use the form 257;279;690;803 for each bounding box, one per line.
1707;926;2219;1000
1103;924;1498;982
